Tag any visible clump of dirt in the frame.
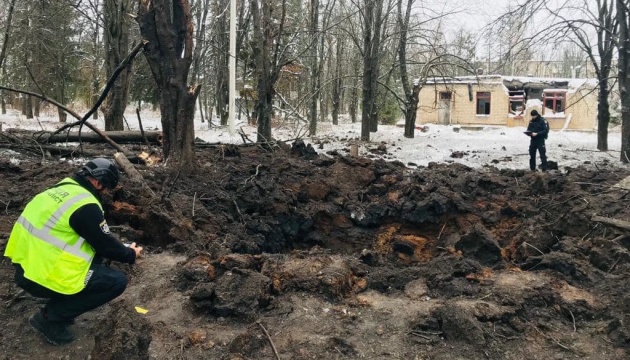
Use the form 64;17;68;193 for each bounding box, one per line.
1;142;630;359
91;299;152;360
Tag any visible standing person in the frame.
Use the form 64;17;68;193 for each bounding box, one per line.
526;109;549;171
4;158;143;345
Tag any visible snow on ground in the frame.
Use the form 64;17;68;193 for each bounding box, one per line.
0;108;625;171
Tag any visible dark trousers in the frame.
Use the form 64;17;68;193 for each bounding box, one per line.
529;139;547;171
14;262;128;323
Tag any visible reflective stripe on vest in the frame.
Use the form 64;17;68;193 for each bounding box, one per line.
15;191;93;262
4;178;99;294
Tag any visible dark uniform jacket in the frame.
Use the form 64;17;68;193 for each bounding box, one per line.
527;116;549;141
67;175;137;264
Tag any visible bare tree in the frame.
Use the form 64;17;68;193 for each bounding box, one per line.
360;0;386;141
191;0;209;123
397;0;415;138
618;0;630;161
89;0;102;120
102;0;135;131
191;0;210;82
250;0;295;143
550;0;617;151
137;0;201;166
348;56;360;123
212;0;230;125
308;0;319;136
331;32;344;125
0;0;17;114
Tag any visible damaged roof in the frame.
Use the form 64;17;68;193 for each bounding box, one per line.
423;75;597;90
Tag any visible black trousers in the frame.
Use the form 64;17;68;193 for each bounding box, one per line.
14;262;128;323
529;139;548;171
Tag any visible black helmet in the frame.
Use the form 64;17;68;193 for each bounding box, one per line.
79;158;120;189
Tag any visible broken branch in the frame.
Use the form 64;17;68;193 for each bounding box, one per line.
256;321;280;360
592;215;630;231
113;152;144;184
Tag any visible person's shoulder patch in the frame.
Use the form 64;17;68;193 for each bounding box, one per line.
100;220;111;234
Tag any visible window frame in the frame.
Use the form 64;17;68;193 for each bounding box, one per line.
508;90;525;115
542;90;567;114
439;91;452;100
476;91;491;115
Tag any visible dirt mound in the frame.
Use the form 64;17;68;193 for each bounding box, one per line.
1;145;630;359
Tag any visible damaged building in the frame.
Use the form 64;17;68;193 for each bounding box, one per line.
417;75;598;130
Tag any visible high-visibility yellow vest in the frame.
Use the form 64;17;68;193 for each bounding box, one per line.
4;178;100;294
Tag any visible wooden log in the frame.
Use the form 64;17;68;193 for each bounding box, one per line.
0;142;113;158
39;131;163;144
592;215;630;231
114;152;144;183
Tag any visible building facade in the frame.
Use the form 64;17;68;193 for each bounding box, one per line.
417;75;599;130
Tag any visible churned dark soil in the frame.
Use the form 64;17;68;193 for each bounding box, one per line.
0;140;630;359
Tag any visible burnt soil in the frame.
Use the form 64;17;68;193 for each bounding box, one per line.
1;141;630;360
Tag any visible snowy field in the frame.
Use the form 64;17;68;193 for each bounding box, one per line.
0;107;625;172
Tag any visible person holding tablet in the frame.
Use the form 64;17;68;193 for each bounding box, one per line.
525;110;550;171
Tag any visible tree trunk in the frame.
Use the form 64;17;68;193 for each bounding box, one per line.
137;0;201;167
256;81;274;142
320;39;332;125
0;0;15;70
360;0;375;141
308;0;319;136
24;95;33;119
92;78;100;120
0;0;15;116
192;0;210;126
213;0;229;126
597;77;610;151
360;0;384;139
56;85;66;122
103;0;133;131
57;107;67;123
404;84;420;138
369;0;384;133
331;36;343;126
592;0;616;152
191;0;210;81
618;0;630;162
349;57;359;123
91;1;101;120
398;0;418;138
216;77;229;126
250;0;284;143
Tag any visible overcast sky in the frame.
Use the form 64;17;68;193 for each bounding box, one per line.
438;0;599;62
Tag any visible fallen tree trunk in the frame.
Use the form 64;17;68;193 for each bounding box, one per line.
38;131;162;144
114;152;144;183
0;142;114;158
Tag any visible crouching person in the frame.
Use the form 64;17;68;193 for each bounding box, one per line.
3;158;143;345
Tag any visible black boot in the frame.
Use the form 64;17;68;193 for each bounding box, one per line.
29;309;75;345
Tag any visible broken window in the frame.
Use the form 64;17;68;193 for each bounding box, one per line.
508;90;525;115
543;90;566;114
439;91;452;100
476;92;491;115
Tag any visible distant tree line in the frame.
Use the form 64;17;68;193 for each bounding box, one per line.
0;0;627;166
